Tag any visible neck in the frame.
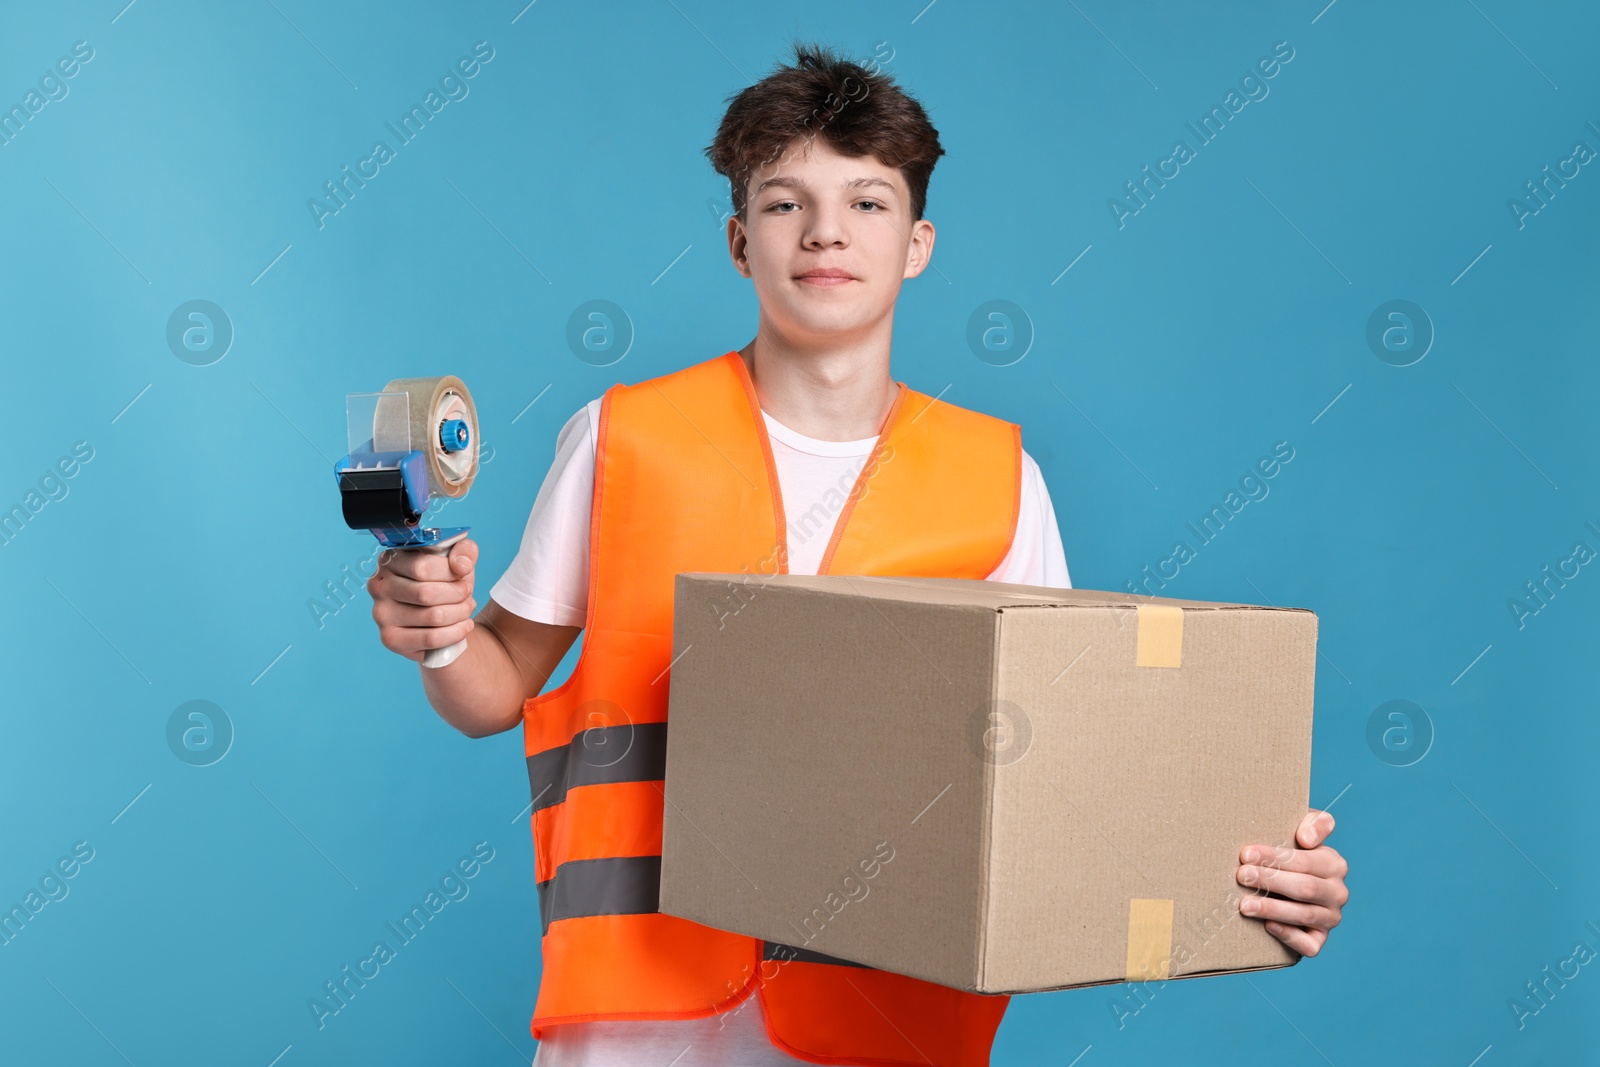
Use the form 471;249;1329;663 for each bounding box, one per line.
738;315;897;441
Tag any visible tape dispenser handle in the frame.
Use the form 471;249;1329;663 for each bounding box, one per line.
412;530;470;670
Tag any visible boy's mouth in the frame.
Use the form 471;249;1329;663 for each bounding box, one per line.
795;268;856;287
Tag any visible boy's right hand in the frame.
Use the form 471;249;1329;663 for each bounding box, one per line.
368;537;478;662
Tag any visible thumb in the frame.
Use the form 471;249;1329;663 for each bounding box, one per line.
1297;809;1333;849
449;538;478;574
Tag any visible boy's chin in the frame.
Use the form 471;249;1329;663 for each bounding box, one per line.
785;315;878;343
770;301;884;339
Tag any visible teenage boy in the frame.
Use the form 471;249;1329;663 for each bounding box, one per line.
366;43;1348;1067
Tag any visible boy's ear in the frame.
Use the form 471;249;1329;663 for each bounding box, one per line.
727;214;752;278
903;218;936;280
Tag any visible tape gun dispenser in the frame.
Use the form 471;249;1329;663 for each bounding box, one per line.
334;376;479;668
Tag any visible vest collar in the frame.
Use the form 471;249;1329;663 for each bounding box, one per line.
720;350;910;576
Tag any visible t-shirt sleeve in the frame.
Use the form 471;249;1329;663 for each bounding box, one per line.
487;400;599;626
985;448;1071;589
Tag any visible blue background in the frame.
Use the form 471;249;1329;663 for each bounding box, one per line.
2;0;1596;1064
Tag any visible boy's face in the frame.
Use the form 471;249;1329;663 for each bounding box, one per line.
727;135;934;345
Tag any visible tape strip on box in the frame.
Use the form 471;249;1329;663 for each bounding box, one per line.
1135;604;1184;669
1125;898;1175;981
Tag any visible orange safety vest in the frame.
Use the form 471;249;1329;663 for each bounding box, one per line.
521;351;1021;1066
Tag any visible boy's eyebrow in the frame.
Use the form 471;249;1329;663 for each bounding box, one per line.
753;175;900;197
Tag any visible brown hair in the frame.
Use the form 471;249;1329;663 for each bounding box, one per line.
705;41;944;222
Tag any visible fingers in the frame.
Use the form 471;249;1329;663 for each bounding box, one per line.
373;592;477;630
1262;921;1328;958
383;618;476;661
1236;856;1349;910
1239;842;1348;881
1297;809;1335;849
366;539;475;607
448;538;479;575
1235;809;1336;865
374;568;473;608
1238;892;1341;933
373;538;477;582
1234;809;1345;960
363;538;480;661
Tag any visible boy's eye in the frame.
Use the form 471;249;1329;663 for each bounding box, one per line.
766;199;887;213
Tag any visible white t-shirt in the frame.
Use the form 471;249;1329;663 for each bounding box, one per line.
491;395;1071;1066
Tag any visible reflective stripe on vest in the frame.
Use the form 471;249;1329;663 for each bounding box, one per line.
521;351;1019;1065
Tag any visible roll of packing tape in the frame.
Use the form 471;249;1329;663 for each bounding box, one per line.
372;375;479;498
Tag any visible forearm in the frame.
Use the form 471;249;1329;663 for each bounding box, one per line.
418;619;525;738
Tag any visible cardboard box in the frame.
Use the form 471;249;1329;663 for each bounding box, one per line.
659;573;1317;994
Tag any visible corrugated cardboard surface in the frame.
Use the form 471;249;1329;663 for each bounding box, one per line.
660;573;1317;994
982;602;1313;991
660;573;998;986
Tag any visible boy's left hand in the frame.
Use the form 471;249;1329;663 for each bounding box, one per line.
1235;809;1348;958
